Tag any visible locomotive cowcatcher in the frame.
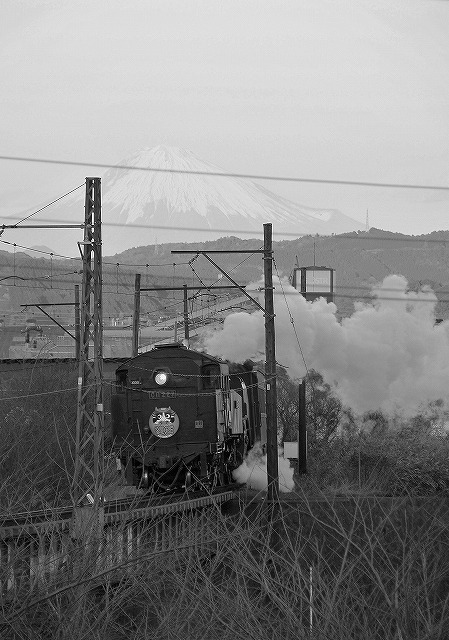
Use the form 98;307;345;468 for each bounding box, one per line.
111;343;266;492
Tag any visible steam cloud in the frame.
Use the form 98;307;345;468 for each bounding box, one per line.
232;443;295;493
204;274;449;417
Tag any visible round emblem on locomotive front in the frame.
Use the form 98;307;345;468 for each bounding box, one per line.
149;407;180;438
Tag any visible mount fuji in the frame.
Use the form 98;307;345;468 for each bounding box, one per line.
57;146;363;255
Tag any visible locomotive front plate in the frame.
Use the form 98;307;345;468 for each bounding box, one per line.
149;407;180;438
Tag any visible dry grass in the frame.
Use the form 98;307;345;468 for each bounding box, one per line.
297;429;449;498
2;367;449;638
2;490;449;640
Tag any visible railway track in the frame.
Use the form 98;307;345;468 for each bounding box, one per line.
0;484;237;539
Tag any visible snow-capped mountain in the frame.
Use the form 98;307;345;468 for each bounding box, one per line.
52;146;362;255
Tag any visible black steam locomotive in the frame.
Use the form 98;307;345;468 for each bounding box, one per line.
111;343;267;492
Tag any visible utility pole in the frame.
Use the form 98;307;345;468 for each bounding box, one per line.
72;177;104;522
132;273;141;357
183;284;190;344
263;223;279;503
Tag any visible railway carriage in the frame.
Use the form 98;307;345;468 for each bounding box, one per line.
111;343;266;492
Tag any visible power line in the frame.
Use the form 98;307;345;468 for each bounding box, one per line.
12;183;85;226
0;386;79;402
274;258;310;375
0;239;193;267
4;216;449;248
0;270;80;283
1;262;444;299
3;217;320;244
1;256;448;301
0;239;79;260
2;276;449;304
3;233;449;305
0;154;448;191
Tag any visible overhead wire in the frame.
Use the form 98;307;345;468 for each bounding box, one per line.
188;244;264;298
144;289;236;326
133;248;257;322
1;254;444;298
3;243;449;298
0;386;79;402
101;376;264;399
170;246;263;326
273;258;328;429
0;370;264;401
11;183;85;227
0;153;448;191
0;258;449;304
108;259;191;268
4;217;449;248
2;277;449;305
0;238;195;267
273;258;310;376
273;257;319;428
0;271;80;283
0;240;78;260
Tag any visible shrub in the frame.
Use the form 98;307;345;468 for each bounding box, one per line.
299;426;449;497
0;362;78;509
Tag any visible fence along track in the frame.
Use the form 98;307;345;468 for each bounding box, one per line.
0;491;233;596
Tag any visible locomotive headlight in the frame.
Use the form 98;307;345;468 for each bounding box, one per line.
154;370;169;386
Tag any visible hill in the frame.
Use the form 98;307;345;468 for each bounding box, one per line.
107;228;449;319
2;228;449;324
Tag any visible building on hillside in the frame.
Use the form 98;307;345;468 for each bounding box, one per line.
290;265;335;304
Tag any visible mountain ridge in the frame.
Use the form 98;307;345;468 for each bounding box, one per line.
2;229;449;323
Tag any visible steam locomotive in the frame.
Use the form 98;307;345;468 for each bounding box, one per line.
111;342;267;492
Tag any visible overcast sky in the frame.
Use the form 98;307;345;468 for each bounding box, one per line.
1;0;448;255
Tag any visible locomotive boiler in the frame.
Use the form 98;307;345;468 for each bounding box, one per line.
111;342;266;492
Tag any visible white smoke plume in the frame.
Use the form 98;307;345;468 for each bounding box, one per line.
204;274;449;417
205;311;265;363
232;443;295;493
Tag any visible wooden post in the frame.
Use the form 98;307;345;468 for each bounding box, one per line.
132;274;141;357
298;379;307;474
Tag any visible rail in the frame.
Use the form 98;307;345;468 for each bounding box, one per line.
0;488;235;539
0;488;236;596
